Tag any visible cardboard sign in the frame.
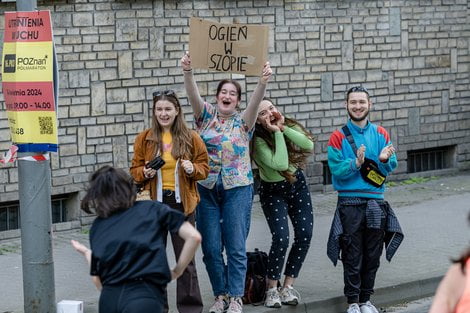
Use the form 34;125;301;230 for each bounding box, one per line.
2;10;58;152
189;17;269;76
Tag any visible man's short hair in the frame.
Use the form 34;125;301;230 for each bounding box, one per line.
346;86;369;101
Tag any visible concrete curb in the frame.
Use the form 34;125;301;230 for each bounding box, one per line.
248;276;442;313
373;276;441;308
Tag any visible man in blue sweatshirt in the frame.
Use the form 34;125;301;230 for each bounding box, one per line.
326;86;403;313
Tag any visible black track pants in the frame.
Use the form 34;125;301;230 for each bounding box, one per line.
339;202;385;304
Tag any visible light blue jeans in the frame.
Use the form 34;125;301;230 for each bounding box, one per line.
196;175;253;297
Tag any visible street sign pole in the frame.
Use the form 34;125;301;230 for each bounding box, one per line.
16;0;36;11
15;1;56;312
18;155;56;313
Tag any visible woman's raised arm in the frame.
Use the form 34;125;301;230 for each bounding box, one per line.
242;62;273;129
181;52;204;117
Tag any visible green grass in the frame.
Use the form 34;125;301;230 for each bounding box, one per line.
400;176;437;185
0;245;19;255
386;176;438;188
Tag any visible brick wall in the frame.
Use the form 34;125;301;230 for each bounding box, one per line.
0;0;469;204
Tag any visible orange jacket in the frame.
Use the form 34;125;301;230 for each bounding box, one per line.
130;128;209;216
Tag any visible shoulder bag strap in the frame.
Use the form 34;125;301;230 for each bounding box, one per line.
341;125;358;153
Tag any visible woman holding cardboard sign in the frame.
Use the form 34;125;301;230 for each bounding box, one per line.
181;52;272;313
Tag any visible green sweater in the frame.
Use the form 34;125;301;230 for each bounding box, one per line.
254;125;314;182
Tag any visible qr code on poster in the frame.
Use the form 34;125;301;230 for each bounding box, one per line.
39;116;54;135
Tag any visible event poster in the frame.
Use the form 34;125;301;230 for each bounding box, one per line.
2;10;58;152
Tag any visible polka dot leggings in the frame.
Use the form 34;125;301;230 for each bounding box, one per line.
258;169;314;280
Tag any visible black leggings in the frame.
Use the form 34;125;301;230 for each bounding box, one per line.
99;280;165;313
259;169;314;280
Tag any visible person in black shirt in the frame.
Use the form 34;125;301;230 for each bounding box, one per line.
71;165;201;313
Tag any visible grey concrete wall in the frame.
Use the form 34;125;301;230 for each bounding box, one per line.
0;0;469;206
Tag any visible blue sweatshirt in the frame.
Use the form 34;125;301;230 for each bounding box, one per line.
327;120;397;199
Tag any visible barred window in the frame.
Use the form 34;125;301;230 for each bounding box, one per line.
407;146;455;173
0;195;72;232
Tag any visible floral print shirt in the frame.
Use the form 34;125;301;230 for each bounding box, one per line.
195;102;253;190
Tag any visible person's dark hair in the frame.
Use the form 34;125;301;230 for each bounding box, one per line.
216;79;242;101
151;90;193;159
81;165;136;218
454;250;470;274
346;85;370;102
250;97;315;183
453;212;470;273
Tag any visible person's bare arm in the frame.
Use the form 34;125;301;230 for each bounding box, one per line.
71;240;102;291
181;52;204;117
429;263;466;313
242;62;273;128
170;222;202;280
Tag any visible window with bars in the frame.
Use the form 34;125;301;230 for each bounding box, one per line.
407;145;455;173
51;197;69;224
0;196;71;232
0;204;20;232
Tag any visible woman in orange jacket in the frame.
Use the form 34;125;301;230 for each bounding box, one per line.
130;89;209;313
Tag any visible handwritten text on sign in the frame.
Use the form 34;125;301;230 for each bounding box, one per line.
189;18;269;76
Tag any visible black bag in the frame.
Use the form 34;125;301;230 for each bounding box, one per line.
360;157;386;187
133;156;165;201
342;126;386;188
243;249;268;305
145;155;165;171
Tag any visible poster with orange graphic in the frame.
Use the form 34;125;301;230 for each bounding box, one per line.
2;10;58;152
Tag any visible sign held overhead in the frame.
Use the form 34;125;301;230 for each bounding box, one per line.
189;17;269;76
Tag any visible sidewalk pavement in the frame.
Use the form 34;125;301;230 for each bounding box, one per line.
1;171;470;313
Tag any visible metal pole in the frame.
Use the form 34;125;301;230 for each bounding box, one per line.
15;1;56;313
16;0;36;11
18;156;56;313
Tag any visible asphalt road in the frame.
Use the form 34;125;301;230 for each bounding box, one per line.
2;172;469;313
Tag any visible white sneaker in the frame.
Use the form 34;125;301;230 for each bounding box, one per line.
347;303;362;313
360;301;380;313
209;296;228;313
279;285;300;306
226;297;243;313
264;287;281;308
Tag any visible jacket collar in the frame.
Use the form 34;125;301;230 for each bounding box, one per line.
144;128;158;141
347;119;370;133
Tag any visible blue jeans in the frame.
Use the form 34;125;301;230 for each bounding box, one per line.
196;175;253;297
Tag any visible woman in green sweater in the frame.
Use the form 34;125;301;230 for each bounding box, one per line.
250;98;315;308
